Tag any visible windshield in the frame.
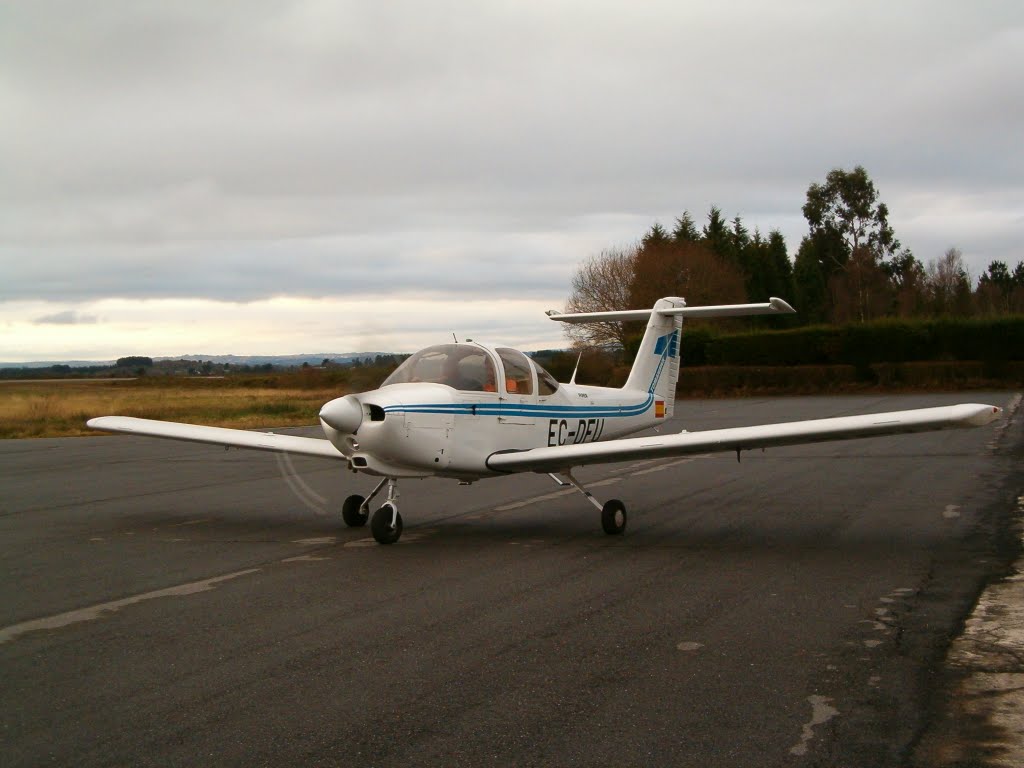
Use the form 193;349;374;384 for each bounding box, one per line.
381;344;497;392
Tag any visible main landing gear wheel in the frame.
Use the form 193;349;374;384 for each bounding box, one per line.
371;502;403;545
341;494;368;527
601;499;627;535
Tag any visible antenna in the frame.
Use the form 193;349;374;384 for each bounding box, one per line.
569;351;583;384
452;332;458;343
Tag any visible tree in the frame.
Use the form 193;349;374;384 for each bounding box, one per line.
116;356;153;368
793;237;829;324
672;211;700;243
702;206;734;264
1013;263;1024;314
884;250;927;316
564;247;638;350
925;247;972;316
801;166;908;321
976;260;1012;314
802;166;901;264
742;229;796;324
629;239;746;312
641;223;670;247
765;229;795;300
828;247;893;323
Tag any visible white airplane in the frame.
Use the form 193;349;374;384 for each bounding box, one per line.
88;297;1003;544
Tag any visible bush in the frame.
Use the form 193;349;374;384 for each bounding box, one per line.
702;316;1024;367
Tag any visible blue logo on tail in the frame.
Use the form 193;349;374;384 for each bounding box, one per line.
653;331;678;356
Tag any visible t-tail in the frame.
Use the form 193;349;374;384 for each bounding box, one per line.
622;297;684;416
547;296;797;419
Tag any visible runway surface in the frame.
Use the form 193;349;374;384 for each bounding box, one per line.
2;393;1022;767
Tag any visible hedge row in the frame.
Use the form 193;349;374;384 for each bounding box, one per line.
676;361;1024;395
679;316;1024;367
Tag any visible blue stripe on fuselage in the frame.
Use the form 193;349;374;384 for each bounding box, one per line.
384;395;654;420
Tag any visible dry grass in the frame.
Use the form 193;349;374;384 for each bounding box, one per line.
0;379;347;439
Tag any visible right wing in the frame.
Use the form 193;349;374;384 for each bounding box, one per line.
87;416;344;460
486;403;1002;473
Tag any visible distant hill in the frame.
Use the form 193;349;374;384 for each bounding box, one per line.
167;353;395;367
0;360;117;369
0;353;393;369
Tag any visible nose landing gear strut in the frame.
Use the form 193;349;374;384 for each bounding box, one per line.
370;479;403;545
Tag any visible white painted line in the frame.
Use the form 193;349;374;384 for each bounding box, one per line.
676;641;704;652
281;555;329;563
789;695;840;756
343;538;376;548
291;537;336;546
630;455;711;477
343;530;435;547
0;568;260;645
943;505;961;519
169;518;210;527
494;488;575;512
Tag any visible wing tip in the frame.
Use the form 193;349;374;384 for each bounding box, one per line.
963;404;1002;426
768;297;797;314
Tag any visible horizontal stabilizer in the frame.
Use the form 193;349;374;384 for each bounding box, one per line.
546;297;795;324
87;416;344;459
486;403;1001;473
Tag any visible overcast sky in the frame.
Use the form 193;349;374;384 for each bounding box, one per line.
2;1;1021;361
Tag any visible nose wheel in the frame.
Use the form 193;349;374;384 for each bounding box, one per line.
369;479;403;545
371;503;403;544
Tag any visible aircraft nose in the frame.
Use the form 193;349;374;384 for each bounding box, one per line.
319;395;363;434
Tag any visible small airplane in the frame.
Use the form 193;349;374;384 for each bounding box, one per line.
88;297;1003;544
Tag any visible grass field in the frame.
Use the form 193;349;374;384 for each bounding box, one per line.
0;378;348;439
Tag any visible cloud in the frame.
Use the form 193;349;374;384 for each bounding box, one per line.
32;309;99;325
1;1;1022;358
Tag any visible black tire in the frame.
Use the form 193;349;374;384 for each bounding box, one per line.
342;494;368;527
371;503;403;545
601;499;627;535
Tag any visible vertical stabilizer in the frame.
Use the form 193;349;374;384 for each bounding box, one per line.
623;297;684;418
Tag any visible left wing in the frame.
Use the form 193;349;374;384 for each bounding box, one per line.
87;416;344;460
486;403;1001;473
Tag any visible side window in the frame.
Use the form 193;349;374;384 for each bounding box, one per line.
532;360;560;396
496;348;534;395
454;351;497;392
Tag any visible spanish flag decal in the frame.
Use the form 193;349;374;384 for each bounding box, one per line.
655;400;666;418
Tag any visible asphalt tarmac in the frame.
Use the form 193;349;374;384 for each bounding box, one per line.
2;393;1021;767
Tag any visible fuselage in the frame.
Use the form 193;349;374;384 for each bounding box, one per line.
319;341;669;480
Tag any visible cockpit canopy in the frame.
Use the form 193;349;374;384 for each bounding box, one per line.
383;344;496;391
381;344;559;395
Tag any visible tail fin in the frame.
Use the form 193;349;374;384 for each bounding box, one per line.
623;297;684;417
547;296;796;420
